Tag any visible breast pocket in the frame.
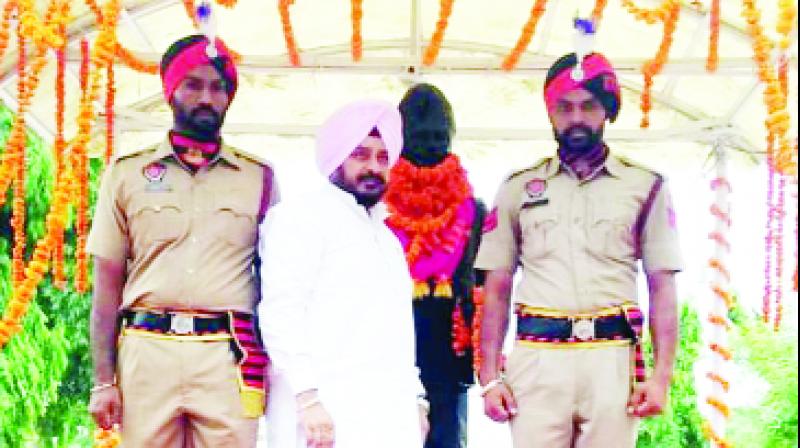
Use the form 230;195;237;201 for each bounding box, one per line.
129;194;186;246
589;204;635;260
213;194;257;247
519;207;559;259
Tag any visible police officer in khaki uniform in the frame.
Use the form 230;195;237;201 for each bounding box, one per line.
87;35;278;447
475;52;682;448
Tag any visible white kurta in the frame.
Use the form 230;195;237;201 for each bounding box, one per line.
258;183;424;448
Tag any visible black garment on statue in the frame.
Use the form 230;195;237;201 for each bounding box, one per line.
424;383;469;448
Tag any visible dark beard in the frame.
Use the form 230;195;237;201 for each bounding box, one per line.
175;105;224;140
555;124;603;156
332;172;386;208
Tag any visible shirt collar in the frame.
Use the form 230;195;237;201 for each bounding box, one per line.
150;136;241;170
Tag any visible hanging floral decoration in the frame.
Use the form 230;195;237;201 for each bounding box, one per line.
621;0;681;128
590;0;609;25
773;175;786;331
115;44;159;74
11;26;28;289
706;0;720;72
105;62;116;164
351;0;363;62
384;155;473;266
93;427;121;448
742;0;795;176
278;0;301;66
0;0;16;59
183;0;199;28
501;0;548;71
216;0;237;8
52;28;67;289
423;0;455;66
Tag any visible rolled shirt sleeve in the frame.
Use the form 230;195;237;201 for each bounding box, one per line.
86;165;128;262
474;178;520;272
641;179;683;273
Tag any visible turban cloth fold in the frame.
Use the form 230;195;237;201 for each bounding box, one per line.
160;35;238;103
316;100;403;177
544;53;621;122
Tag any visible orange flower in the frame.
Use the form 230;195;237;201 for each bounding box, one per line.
423;0;455;66
501;0;548;71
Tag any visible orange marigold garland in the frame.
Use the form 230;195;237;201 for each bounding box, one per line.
621;0;676;24
0;0;16;60
105;61;116;164
182;0;199;28
501;0;548;71
636;0;680;128
215;0;237;8
11;26;28;288
52;23;67;289
115;44;159;74
278;0;301;66
590;0;609;25
742;0;795;176
351;0;363;62
706;0;720;72
94;427;121;448
422;0;455;66
773;174;786;331
384;155;472;266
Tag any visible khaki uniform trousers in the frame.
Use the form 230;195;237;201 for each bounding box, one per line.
117;332;258;448
506;343;638;448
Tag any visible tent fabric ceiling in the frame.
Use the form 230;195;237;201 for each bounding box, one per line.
0;0;797;159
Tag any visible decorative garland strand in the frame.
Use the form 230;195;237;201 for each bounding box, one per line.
706;0;720;72
423;0;455;66
501;0;548;71
52;17;67;289
0;0;16;60
11;24;28;288
351;0;363;62
590;0;609;24
764;135;775;322
637;1;680;128
773;175;786;331
105;61;116;164
278;0;300;66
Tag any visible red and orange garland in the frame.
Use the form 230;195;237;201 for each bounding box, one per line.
385;155;472;267
0;0;15;60
115;44;159;74
501;0;548;71
278;0;300;67
351;0;363;62
182;0;199;28
706;0;720;72
215;0;237;8
423;0;455;66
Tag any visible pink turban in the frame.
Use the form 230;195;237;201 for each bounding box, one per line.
315;100;403;177
160;35;238;103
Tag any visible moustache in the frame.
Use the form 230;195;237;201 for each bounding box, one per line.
190;106;221;121
357;173;386;184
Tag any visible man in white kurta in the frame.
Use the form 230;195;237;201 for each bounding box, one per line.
258;100;426;448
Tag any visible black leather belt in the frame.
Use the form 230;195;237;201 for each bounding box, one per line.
121;310;230;335
516;313;635;342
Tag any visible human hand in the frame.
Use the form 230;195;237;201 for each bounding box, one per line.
89;385;123;430
419;403;430;441
482;381;517;422
297;391;334;448
627;379;669;417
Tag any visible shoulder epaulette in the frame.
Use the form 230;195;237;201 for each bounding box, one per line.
112;145;158;164
228;147;270;167
505;157;551;182
615;155;663;180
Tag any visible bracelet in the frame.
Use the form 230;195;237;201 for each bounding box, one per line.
297;396;321;412
91;382;117;394
479;377;506;397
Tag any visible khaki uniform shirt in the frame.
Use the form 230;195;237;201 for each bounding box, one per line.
86;137;280;313
475;154;682;312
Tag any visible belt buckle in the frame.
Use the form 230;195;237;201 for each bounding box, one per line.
571;317;595;341
170;314;195;335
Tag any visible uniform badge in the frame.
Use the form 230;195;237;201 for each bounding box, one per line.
142;162;171;192
525;179;547;198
